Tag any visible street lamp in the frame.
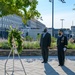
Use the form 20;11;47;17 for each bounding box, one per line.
49;0;66;37
60;19;64;29
72;21;74;26
49;0;54;37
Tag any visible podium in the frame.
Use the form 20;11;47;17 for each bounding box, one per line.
4;47;27;75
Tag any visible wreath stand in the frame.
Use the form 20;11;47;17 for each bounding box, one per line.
4;46;27;75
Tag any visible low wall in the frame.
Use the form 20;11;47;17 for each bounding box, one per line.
0;49;75;56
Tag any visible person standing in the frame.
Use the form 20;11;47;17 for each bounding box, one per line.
40;28;51;63
57;29;68;66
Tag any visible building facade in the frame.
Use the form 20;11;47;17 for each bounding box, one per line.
71;26;75;38
0;15;46;39
0;14;73;40
0;15;25;38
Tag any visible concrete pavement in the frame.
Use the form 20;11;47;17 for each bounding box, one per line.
0;56;75;75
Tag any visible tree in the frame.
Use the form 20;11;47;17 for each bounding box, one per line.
0;0;41;24
73;4;75;10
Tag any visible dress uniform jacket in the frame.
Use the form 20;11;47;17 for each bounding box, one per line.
57;35;68;65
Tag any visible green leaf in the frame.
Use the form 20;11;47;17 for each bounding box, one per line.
0;0;41;24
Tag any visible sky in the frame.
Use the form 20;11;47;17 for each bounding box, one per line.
36;0;75;29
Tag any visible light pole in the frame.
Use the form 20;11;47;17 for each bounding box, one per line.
60;19;64;29
49;0;66;37
72;21;74;26
49;0;54;37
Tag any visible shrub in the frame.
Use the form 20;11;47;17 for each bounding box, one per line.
23;41;40;49
0;40;75;49
36;34;41;41
25;36;33;41
50;42;56;49
51;37;56;43
0;42;10;49
67;42;75;49
33;41;40;49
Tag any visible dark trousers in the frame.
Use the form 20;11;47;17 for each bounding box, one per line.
41;47;49;62
57;47;65;65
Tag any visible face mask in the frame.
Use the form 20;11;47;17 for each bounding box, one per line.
44;30;46;32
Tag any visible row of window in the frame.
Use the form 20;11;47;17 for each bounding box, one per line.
0;23;24;29
0;15;22;25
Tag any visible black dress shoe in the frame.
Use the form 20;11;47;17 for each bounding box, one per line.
58;64;61;66
58;64;64;66
61;65;64;66
41;61;44;63
44;61;47;63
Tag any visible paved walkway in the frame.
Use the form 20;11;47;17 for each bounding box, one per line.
0;56;75;75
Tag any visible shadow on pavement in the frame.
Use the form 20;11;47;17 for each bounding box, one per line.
61;66;75;75
44;63;59;75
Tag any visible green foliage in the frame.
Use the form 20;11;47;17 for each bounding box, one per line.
0;41;57;49
51;37;56;43
1;40;75;49
0;41;40;49
67;42;75;49
25;36;33;41
0;0;41;24
36;34;41;41
50;42;56;49
0;41;10;49
8;28;23;53
23;41;40;49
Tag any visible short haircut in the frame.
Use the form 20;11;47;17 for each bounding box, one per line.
43;28;47;32
58;29;63;32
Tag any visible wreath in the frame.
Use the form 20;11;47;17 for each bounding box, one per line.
8;28;23;53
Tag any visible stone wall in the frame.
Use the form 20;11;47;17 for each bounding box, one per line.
0;49;75;56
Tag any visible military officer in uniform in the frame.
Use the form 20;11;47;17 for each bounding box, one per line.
40;28;51;63
57;29;68;66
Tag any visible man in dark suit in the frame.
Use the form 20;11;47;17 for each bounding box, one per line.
40;28;51;63
57;29;68;66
